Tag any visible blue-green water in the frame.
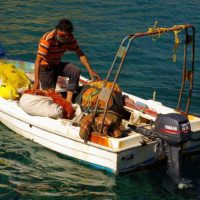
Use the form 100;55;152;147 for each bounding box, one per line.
1;1;200;199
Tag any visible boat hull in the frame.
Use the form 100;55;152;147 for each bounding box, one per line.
1;59;200;174
0;98;157;174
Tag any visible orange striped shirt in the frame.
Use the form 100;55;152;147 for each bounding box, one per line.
37;29;79;65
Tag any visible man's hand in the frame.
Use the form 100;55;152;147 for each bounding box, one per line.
90;70;100;81
79;54;100;81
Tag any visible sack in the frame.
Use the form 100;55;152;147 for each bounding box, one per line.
79;111;123;140
20;94;63;119
76;80;124;114
94;112;123;138
23;89;75;119
79;113;94;140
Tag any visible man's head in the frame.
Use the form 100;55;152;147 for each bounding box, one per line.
55;19;74;43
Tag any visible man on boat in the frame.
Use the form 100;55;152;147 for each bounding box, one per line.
33;19;100;103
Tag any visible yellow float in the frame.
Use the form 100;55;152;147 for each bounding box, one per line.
0;62;31;99
0;63;31;89
0;84;19;100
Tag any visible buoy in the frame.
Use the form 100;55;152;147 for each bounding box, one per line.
0;84;19;100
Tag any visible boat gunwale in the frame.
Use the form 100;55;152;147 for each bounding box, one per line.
0;97;155;154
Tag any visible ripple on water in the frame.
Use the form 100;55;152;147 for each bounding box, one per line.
1;0;200;199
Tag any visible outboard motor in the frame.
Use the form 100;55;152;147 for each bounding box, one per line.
155;113;191;186
155;113;191;146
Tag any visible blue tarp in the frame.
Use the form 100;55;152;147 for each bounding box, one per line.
0;43;6;58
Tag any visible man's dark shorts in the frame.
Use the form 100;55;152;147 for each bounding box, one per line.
39;62;81;91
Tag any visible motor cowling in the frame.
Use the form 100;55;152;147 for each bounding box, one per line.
155;113;191;146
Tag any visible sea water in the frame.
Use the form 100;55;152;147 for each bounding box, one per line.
0;0;200;199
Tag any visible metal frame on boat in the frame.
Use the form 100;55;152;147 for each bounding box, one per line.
98;24;195;121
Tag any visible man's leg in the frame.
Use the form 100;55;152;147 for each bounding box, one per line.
39;66;57;90
58;62;81;102
66;91;74;103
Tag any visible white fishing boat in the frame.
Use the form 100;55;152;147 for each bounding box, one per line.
0;24;200;186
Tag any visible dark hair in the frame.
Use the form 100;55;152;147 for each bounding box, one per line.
56;19;73;33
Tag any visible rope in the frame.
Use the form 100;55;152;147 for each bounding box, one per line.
148;21;167;41
172;25;186;62
86;89;100;110
148;22;186;62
